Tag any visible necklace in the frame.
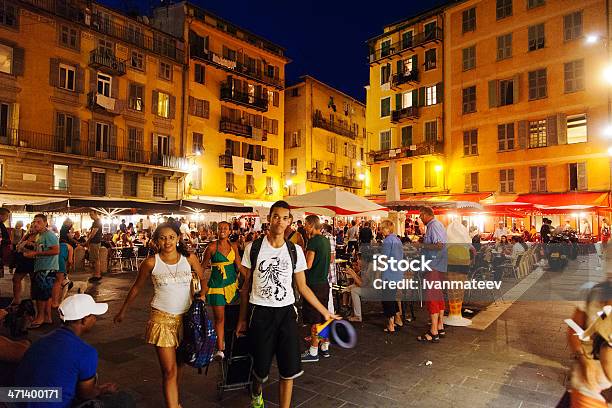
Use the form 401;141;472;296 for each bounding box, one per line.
161;254;181;281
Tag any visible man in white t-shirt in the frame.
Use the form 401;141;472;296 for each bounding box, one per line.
347;220;359;255
237;201;338;408
493;221;509;241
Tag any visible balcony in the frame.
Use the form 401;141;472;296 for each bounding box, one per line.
89;50;127;76
87;92;124;116
367;142;444;164
190;47;284;89
220;83;268;112
369;27;443;64
219;154;266;172
219;120;268;141
391;69;419;88
307;171;363;189
312;115;357;139
391;107;419;123
0;127;188;171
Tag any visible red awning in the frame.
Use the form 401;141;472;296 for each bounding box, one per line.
370;192;492;204
515;192;610;208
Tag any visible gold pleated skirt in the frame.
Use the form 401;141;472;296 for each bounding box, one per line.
145;309;183;348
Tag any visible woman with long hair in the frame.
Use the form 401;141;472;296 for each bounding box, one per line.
114;222;205;408
51;219;75;308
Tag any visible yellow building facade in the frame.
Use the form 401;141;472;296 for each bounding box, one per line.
0;0;188;203
445;0;610;203
284;76;366;196
365;8;446;200
152;2;287;205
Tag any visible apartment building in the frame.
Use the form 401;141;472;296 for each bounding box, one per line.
365;7;446;199
0;0;188;202
284;76;366;196
445;0;610;207
152;2;288;204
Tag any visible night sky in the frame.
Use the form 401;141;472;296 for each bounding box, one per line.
104;0;448;102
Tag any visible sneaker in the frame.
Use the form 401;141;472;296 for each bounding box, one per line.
251;392;264;408
320;348;331;358
300;350;319;363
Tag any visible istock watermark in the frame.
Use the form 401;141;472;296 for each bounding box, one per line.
372;278;502;291
372;254;433;273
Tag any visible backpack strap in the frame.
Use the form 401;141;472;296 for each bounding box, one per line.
249;236;265;272
285;239;298;273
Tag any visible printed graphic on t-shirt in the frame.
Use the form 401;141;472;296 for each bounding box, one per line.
257;256;291;302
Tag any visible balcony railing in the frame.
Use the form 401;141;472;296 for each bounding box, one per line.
307;171;363;189
87;92;124;116
0;127;188;170
312;115;357;139
219;120;268;141
219;154;266;172
369;27;443;63
391;107;419;123
191;47;284;89
20;0;184;63
391;69;419;87
367;142;444;164
89;50;127;76
220;83;268;112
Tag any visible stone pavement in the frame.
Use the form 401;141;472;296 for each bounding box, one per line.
0;251;607;408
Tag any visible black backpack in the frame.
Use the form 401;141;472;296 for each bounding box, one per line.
249;236;298;274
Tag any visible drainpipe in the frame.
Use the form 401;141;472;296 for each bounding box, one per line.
179;16;191;200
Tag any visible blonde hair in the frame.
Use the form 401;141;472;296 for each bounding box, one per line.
380;219;394;235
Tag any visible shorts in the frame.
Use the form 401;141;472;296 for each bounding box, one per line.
302;283;329;325
145;308;183;348
248;304;303;382
31;270;56;301
88;243;101;262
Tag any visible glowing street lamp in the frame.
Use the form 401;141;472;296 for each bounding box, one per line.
358;173;365;181
586;34;600;44
285;178;293;187
604;65;612;86
434;164;443;173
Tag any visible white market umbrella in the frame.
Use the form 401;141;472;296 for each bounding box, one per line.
285;187;388;217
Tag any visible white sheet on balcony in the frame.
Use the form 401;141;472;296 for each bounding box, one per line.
253;161;263;178
232;155;244;176
96;93;116;110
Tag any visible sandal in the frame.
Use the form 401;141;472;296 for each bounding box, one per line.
383;327;396;334
416;331;439;343
438;329;446;338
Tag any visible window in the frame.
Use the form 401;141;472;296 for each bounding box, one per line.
0;44;12;74
194;63;205;84
425;86;438;106
402;91;413;109
53;165;68;190
290;158;297;175
56;113;74;148
401;126;413;147
123;172;138;196
499;169;515;193
95;122;110;153
265;177;273;195
462;86;476;114
153;134;169;156
465;172;479;192
424;49;437;70
291;88;299;97
153;176;165;197
568;162;587;191
528;24;545;51
380;97;391;117
225;172;236;192
564;11;582;41
496;0;512;19
97;73;111;97
424;21;437;40
97;39;113;57
59;64;76;91
326;136;336;153
380;64;391;84
191;167;202;190
498;123;515;150
268;90;279;107
567;114;587;144
529;119;547;148
128;83;144;111
0;1;17;28
127;127;143;161
189;97;209;119
159;61;172;81
424;161;438;187
380;130;391;150
401;164;413;189
59;25;79;50
192;132;203;154
380;167;388;190
528;69;547;100
463;129;478;155
529;166;547;192
246;175;255;194
401;31;413;49
497;33;512;60
564;60;584;93
462;7;476;33
130;50;144;70
157;92;170;118
425;121;437;142
499;79;515;106
380;39;391;57
0;102;9;136
527;0;545;8
462;46;476;71
91;171;105;196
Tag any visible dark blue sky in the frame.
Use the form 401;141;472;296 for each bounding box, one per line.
107;0;447;102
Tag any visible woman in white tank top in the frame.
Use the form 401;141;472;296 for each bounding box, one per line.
114;222;205;408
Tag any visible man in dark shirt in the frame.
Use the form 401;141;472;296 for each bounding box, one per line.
0;208;10;277
540;218;552;244
359;221;373;245
296;220;307;246
86;211;103;282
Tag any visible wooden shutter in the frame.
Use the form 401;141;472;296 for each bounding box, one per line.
488;80;498;108
577;162;587;190
273;91;279;107
109;125;117;159
529;167;537;192
436;82;443;103
75;65;85;93
517;120;527;149
89;68;97;93
274;66;279;79
203;100;210;118
169;95;176;119
411;55;418;72
539;167;547;192
395;93;402;110
49;58;59;87
188;96;195;115
499;170;506;193
169;135;175;156
151;90;159;115
436;118;443;142
111;76;119;99
546;114;558;146
557;113;567;144
396;59;403;75
418;87;425;107
412;90;418;107
464;173;471;192
151;133;158;156
272;119;278;135
512;73;520;103
13;46;24;76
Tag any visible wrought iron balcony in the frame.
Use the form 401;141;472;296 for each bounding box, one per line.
220;83;268;112
366;142;444;164
391;69;419;87
218;154;266;172
0;127;188;170
219;120;267;141
307;171;363;189
391;107;419;123
87;92;124;116
89;50;126;76
369;27;443;63
312;115;357;139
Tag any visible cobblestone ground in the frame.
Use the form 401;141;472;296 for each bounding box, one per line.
0;251;607;408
